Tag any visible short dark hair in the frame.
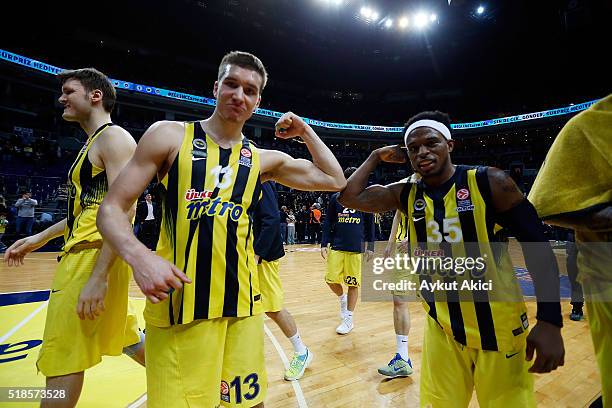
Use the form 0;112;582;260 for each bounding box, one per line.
218;51;268;93
344;167;358;179
403;111;452;140
58;68;116;113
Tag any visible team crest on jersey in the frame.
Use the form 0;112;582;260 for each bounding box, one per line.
414;198;426;211
193;138;207;150
192;138;207;158
220;381;230;403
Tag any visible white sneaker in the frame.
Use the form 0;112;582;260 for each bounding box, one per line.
336;316;353;335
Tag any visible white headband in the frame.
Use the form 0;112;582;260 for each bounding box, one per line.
404;119;452;145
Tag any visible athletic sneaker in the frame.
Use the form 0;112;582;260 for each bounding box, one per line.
378;353;413;378
336;316;353;334
570;306;584;321
284;348;314;381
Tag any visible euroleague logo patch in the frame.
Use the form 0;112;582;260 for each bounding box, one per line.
456;188;470;200
239;147;253;168
220;380;230;403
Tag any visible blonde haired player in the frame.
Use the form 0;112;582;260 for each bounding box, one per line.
97;51;345;407
4;68;144;407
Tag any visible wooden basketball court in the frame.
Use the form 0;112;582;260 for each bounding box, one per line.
0;242;601;407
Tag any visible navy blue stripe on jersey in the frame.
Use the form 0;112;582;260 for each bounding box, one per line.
223;140;251;317
456;167;498;351
192;123;216;322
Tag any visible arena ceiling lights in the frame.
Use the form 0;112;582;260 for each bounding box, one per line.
318;0;438;32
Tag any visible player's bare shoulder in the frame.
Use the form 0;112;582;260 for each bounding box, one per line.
141;120;185;147
90;125;136;168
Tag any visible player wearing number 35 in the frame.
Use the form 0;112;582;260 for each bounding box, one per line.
337;110;565;407
97;51;345;408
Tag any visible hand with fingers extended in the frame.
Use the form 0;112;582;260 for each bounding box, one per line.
365;249;374;262
77;275;107;320
3;235;47;266
131;252;192;303
274;112;309;139
375;145;407;164
526;320;565;373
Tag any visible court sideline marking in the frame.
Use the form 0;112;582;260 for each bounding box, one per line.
264;323;309;408
0;301;48;344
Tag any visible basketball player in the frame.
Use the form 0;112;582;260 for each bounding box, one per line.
255;181;313;381
377;207;413;377
96;51;345;407
338;111;565;406
322;167;375;335
529;94;612;406
3;68;144;407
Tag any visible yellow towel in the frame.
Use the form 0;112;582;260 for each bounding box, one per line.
528;95;612;219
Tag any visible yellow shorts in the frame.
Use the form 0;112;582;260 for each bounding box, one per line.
37;248;141;377
420;316;534;408
585;300;611;407
146;314;267;408
325;249;362;287
258;260;284;313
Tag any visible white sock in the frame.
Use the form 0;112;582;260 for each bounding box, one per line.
345;311;353;320
289;332;307;355
339;294;348;314
396;334;409;361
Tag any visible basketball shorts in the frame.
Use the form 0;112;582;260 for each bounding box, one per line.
420;315;535;408
37;248;141;377
325;249;362;287
258;260;284;313
146;314;267;408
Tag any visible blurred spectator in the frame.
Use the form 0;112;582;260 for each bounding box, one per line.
0;214;7;251
287;209;296;245
136;193;160;250
309;203;322;244
14;191;37;237
279;205;288;244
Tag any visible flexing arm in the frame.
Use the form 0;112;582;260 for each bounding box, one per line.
545;206;612;232
488;167;565;373
260;112;345;191
77;127;136;320
337;146;406;213
97;121;190;303
4;218;66;266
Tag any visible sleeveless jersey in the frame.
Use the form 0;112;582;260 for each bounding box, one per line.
63;123;114;253
145;122;262;327
402;165;527;352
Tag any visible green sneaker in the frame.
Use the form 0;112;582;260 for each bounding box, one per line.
377;353;413;378
284;349;313;381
